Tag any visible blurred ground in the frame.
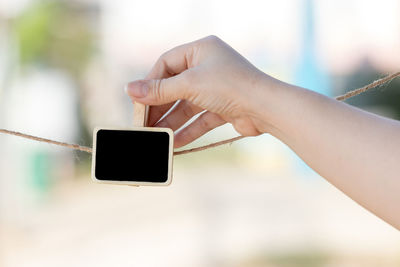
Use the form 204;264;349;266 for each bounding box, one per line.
1;156;399;267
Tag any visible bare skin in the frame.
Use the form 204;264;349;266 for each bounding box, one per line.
126;35;400;230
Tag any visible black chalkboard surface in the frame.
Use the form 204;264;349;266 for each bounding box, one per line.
92;128;173;185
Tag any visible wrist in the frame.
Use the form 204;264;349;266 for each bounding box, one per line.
246;72;292;137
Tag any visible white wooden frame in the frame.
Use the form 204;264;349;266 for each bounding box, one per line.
91;102;173;186
91;126;174;186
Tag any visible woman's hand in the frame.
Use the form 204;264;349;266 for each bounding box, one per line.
127;36;400;229
126;35;278;148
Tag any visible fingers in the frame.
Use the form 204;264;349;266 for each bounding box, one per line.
126;71;190;105
154;100;203;130
174;111;226;148
126;36;217;127
147;103;175;126
145;42;195;79
128;41;196;124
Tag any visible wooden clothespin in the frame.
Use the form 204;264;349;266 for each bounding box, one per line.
91;101;174;186
132;102;149;127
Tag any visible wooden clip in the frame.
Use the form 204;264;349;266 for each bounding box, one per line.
133;102;149;127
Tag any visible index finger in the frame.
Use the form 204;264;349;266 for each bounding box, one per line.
145;42;196;126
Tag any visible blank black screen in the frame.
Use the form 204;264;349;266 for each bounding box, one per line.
95;129;170;182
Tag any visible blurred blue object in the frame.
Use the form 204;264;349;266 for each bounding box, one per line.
293;0;331;177
295;0;331;96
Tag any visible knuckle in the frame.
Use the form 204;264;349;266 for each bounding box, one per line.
196;35;224;55
196;35;222;47
204;35;221;44
153;79;164;100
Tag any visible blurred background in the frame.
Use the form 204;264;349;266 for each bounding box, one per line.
0;0;400;266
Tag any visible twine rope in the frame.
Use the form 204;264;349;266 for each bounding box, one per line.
1;71;399;156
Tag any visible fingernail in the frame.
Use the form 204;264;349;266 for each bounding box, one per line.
126;81;149;98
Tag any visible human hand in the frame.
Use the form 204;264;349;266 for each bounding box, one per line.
126;35;277;148
126;37;400;230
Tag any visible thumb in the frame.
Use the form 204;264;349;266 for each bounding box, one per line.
126;75;188;105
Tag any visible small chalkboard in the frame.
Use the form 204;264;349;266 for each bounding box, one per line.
91;127;173;186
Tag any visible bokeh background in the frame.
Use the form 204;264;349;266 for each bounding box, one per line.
1;0;400;266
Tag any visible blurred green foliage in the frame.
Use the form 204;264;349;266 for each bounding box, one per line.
14;0;95;79
14;1;56;65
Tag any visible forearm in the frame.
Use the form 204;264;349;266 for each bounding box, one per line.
254;75;400;229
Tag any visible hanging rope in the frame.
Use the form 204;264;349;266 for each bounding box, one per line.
1;71;399;156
